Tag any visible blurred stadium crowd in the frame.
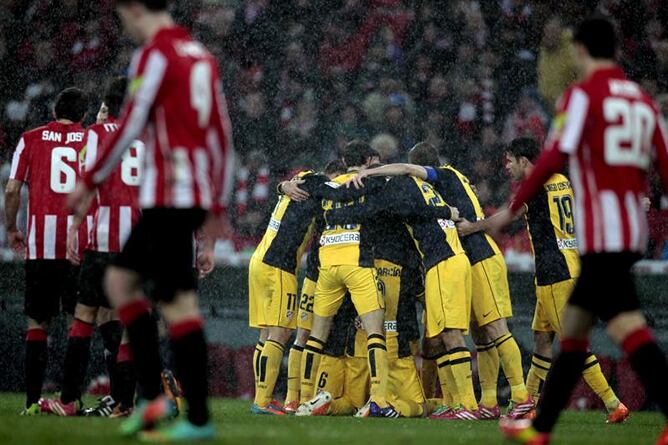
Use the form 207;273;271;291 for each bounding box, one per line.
0;0;666;258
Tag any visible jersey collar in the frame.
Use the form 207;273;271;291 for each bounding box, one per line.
150;26;190;45
588;65;626;82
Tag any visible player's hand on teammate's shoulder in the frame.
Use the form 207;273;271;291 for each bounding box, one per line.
7;229;25;255
281;179;309;201
346;170;370;189
449;206;460;222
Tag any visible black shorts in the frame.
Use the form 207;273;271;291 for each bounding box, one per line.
115;208;207;303
25;260;78;323
78;251;119;309
569;252;642;322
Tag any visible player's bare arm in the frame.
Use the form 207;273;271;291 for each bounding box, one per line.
4;178;25;253
279;178;308;201
347;163;428;189
457;206;526;237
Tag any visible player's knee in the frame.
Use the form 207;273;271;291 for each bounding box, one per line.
268;326;293;345
440;329;466;350
73;304;97;324
533;330;554;357
422;335;446;358
27;317;49;331
482;318;509;340
359;309;384;335
295;328;310;346
607;311;647;344
104;267;141;306
160;291;200;325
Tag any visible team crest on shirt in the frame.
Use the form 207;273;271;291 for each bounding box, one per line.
286;310;294;320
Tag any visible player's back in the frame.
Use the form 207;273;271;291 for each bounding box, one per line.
89;26;233;210
387;175;465;271
254;171;318;273
10;121;85;259
84;120;143;252
566;67;659;253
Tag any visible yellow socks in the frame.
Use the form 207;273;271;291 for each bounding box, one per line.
286;344;303;403
582;353;620;411
494;333;529;403
420;356;439;399
300;336;325;402
253;341;264;394
526;353;551;399
476;341;500;407
367;334;389;408
254;340;284;406
435;353;458;407
447;347;478;411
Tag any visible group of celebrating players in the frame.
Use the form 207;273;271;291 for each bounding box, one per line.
247;15;668;445
7;0;668;443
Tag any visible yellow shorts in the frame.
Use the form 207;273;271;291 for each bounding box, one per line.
315;265;384;318
424;254;472;337
298;277;316;330
316;354;369;409
248;256;299;329
471;253;513;327
389;356;426;408
532;278;576;335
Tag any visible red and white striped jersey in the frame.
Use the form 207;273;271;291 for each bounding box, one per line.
10;121;86;260
83;118;143;253
82;26;235;212
511;66;668;254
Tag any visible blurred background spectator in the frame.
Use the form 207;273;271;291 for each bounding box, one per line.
0;0;666;258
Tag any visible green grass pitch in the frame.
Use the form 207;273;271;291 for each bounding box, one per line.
0;393;664;444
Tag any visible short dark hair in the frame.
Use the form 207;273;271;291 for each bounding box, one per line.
341;140;375;168
54;87;88;122
573;17;617;59
114;0;169;11
409;142;440;166
104;76;128;118
506;137;541;163
324;159;346;176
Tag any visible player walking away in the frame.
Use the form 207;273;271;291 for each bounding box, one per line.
67;0;234;441
357;142;532;420
39;77;142;418
5;87;88;415
458;137;629;424
276;159;346;413
483;18;668;445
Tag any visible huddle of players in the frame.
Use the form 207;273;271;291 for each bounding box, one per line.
8;78;200;419
247;138;630;421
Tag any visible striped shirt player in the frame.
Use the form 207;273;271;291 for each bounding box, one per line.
67;18;235;434
5;86;89;413
76;117;144;310
509;65;668;322
498;18;668;444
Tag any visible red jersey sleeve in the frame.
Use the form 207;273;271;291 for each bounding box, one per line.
509;87;588;211
9;136;30;182
652;112;668;195
83;48;168;188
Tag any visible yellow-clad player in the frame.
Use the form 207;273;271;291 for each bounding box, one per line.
302;201;427;417
367;142;532;419
248;160;345;415
457;137;629;423
294;140;396;417
340;166;479;420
